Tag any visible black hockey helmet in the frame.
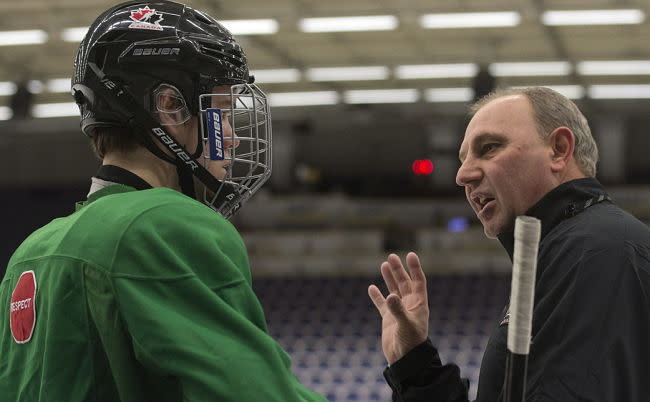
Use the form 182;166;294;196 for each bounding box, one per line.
71;1;272;218
72;0;251;135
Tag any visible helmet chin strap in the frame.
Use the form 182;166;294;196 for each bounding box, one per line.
176;163;197;199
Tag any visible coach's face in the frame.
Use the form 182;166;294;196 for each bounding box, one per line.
456;95;556;238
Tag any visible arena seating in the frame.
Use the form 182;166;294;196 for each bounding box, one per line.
254;274;510;401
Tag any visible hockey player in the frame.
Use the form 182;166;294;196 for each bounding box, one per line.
0;2;326;401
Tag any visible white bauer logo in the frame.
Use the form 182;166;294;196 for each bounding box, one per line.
212;110;224;159
132;47;180;56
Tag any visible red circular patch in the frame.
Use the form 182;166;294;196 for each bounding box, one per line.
10;271;37;344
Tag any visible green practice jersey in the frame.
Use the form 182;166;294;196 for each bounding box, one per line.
0;184;326;402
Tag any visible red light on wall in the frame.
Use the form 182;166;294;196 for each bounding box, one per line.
412;159;434;175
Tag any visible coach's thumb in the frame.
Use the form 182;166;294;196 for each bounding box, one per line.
386;294;409;322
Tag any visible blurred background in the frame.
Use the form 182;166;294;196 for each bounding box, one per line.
1;0;649;400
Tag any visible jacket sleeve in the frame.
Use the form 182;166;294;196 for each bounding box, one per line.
86;201;327;402
385;339;470;402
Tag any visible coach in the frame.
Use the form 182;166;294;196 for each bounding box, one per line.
369;87;650;402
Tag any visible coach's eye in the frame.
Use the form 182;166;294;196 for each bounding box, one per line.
480;143;499;155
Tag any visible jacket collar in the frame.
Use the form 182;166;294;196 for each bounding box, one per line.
75;165;153;212
497;177;610;260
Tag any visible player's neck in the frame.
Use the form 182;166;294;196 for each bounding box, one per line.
102;147;180;190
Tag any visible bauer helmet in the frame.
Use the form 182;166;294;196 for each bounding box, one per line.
72;0;271;218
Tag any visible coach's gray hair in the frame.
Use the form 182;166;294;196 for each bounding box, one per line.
469;87;599;177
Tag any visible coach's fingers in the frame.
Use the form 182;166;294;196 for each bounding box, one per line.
368;284;387;315
387;254;412;297
405;252;428;303
381;260;401;298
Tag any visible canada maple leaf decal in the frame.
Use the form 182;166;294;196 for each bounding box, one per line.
130;6;162;23
131;6;153;21
128;5;164;30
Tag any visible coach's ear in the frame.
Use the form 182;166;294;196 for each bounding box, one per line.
548;126;575;173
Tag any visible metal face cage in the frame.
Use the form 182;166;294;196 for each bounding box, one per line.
198;83;272;218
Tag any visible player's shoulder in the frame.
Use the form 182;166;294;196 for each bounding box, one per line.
10;186;235;270
87;186;222;224
93;186;200;211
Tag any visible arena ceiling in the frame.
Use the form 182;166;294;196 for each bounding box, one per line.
0;0;649;117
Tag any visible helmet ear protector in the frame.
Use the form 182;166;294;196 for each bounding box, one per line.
153;83;191;126
74;61;243;215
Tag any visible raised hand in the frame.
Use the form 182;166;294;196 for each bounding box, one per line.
368;252;430;364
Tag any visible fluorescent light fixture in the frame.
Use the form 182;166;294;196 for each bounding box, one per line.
395;63;478;79
251;69;300;83
511;85;585;99
0;29;47;46
27;80;44;94
344;89;419;104
0;82;17;96
589;85;650;99
307;66;389;82
424;88;473;102
542;85;584;99
33;102;79;118
269;91;339;107
542;9;644;26
489;61;571;76
221;19;279;35
61;27;89;42
420;12;520;29
299;15;398;32
45;78;72;93
578;60;650;75
0;106;12;120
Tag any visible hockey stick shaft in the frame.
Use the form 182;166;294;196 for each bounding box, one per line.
503;216;541;402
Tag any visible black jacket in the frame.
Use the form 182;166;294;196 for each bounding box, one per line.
385;178;650;402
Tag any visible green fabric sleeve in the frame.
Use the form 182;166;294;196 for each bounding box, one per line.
112;275;325;401
91;198;326;401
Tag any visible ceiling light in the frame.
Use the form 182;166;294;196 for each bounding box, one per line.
0;82;17;96
61;27;88;42
46;78;72;93
542;85;584;99
299;16;398;32
589;85;650;99
0;30;47;46
542;9;644;26
221;19;279;35
420;12;520;29
32;102;79;118
511;85;585;99
489;61;571;76
27;80;44;94
251;69;300;83
577;60;650;75
424;88;473;102
395;64;478;79
269;91;339;107
344;89;419;104
307;66;389;82
0;106;12;120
